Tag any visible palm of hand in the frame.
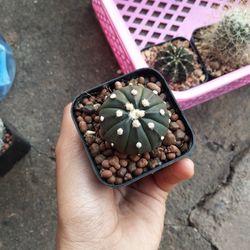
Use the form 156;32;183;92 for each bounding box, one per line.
56;105;194;250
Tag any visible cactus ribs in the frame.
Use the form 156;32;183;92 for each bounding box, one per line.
73;74;192;186
99;85;170;155
154;44;194;83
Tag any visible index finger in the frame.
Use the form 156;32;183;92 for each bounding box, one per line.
56;104;111;209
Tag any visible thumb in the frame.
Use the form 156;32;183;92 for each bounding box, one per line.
153;158;194;193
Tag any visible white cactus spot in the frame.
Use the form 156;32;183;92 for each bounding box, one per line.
116;110;123;117
153;90;158;95
142;99;150;107
111;143;114;147
136;142;142;149
117;128;124;135
161;136;165;141
110;93;117;99
132;119;141;128
148;122;155;130
160;109;165;116
125;102;134;111
100;116;105;122
131;89;138;96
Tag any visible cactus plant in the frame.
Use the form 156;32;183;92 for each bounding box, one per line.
0;119;5;152
99;85;170;155
154;44;194;83
208;7;250;68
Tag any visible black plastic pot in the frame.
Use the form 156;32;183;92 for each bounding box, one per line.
0;121;31;176
142;37;209;85
71;68;195;188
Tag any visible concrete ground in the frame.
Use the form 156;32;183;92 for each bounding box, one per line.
0;1;249;249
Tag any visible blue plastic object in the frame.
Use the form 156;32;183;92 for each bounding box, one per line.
0;34;16;101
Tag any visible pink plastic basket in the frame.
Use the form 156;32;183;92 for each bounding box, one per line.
92;0;250;109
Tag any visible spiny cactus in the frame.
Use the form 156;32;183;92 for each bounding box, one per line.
154;44;194;83
0;119;5;152
99;85;170;155
208;7;250;67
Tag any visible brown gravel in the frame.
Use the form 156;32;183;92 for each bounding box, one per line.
166;153;176;160
175;129;186;140
133;168;144;176
101;170;113;179
137;158;148;168
163;131;176;146
107;176;116;184
147;82;161;93
128;162;136;173
142;39;207;91
79;121;88;133
0;131;13;155
170;113;179;122
73;75;192;185
117;167;127;177
169;122;179;130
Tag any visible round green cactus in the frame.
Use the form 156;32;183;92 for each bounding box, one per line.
99;85;170;155
154;44;194;83
208;7;250;67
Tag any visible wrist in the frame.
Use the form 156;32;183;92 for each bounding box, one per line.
57;233;99;250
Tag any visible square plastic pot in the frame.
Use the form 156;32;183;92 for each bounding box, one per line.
0;121;31;176
71;68;195;188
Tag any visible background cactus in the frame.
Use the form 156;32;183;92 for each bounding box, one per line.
99;85;170;155
0;119;5;152
154;44;194;83
207;7;250;68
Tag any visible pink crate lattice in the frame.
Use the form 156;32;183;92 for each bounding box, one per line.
92;0;250;109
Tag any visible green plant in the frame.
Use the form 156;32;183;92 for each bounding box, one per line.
208;7;250;67
0;119;5;152
154;44;194;83
99;85;170;155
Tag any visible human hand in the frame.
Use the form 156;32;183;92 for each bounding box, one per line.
56;104;194;250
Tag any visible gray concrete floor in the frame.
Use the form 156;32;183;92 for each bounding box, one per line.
0;1;249;250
